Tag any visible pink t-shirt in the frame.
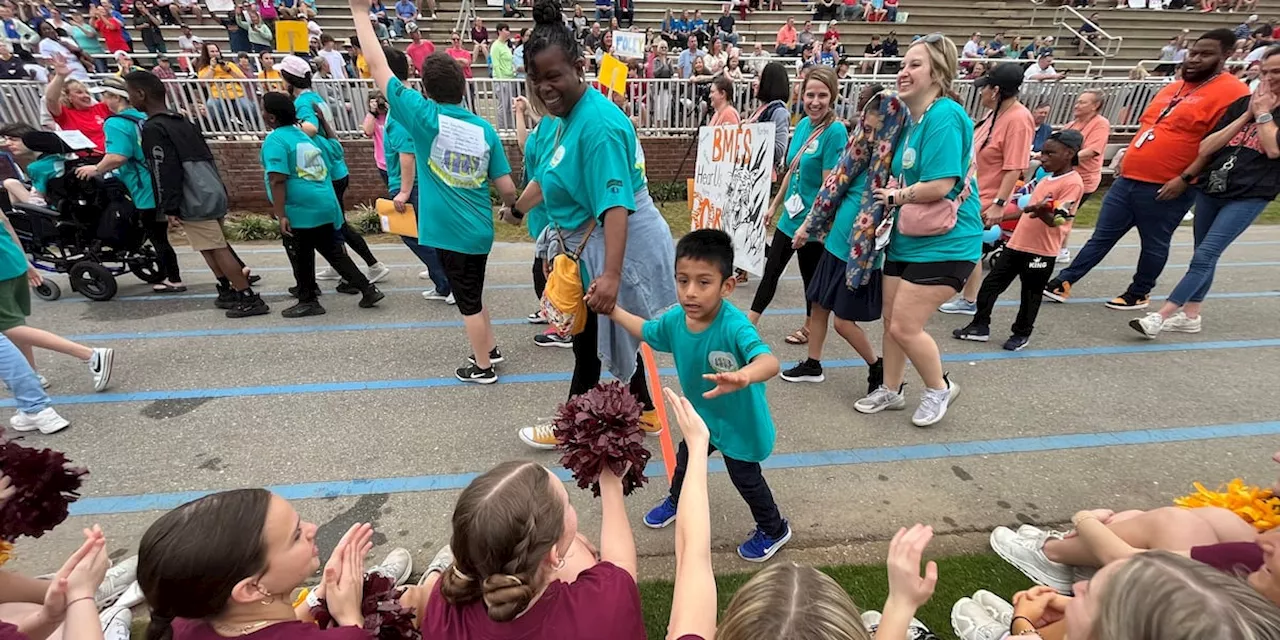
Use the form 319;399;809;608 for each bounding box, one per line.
371;113;386;170
1063;114;1110;194
974;101;1034;207
710;106;740;126
1006;171;1084;258
171;619;368;640
54;102;112;152
406;40;436;73
422;562;646;640
446;46;473;78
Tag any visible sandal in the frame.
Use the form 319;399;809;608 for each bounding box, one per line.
784;327;809;345
152;283;188;293
735;269;749;284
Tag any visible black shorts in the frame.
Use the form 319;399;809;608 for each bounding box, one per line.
883;259;977;292
805;251;882;323
438;249;489;316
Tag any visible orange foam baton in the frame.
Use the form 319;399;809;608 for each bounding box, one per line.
639;342;677;483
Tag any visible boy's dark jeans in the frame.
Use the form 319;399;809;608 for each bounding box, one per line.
668;440;786;539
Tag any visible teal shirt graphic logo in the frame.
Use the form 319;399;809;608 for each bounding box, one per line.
708;350;739;373
902;146;917;169
549;145;565;169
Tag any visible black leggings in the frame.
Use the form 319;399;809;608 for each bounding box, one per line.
283;223;371;302
141;214;181;283
533;256;547;299
750;227;823;316
570;310;654;410
330;176;378;267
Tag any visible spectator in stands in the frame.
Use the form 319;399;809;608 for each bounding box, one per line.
64;11;105;72
0;5;35;47
393;0;415;34
36;22;89;81
1018;36;1039;60
1036;36;1054;57
798;20;817;51
177;23;201;71
133;1;165;53
593;0;611;21
470;16;489;62
445;32;473;82
196;43;258;126
883;0;898;22
963;32;982;59
513;27;528;79
616;0;633;28
583;21;602;52
813;0;838;21
943;63;1034;323
677;35;703;78
258;51;282;90
350;37;373;78
1045;29;1248;311
90;4;127;53
985;32;1006;57
502;0;523;18
776;17;798;56
220;10;251;53
150;52;176;78
173;0;203;25
1155;33;1183;75
1024;53;1064;81
113;50;134;76
238;8;273;54
1030;101;1051;152
492;23;515;128
1131;46;1280;339
316;33;348;79
717;3;737;47
1077;12;1100;55
818;39;838;66
1063;89;1109;209
964;59;987;80
0;40;24;79
860;34;882;73
674;9;691;43
572;4;589;35
405;22;433;71
858;33;978;426
687;9;708;48
703;37;726;73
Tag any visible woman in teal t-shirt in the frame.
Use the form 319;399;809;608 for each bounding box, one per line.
749;67;846;348
857;34;983;428
512;95;571;348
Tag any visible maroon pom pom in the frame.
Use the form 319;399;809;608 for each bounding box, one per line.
0;439;88;542
313;573;420;640
553;381;651;496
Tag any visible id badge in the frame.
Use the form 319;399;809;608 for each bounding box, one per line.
785;193;805;218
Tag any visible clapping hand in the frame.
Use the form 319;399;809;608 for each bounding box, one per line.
322;523;372;627
42;526;109;625
1013;585;1069;627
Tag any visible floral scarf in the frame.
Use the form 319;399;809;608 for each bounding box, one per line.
804;91;908;289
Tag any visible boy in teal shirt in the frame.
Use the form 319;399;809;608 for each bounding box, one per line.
259;92;384;318
610;229;792;563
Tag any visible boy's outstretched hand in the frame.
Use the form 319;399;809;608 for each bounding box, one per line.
702;371;749;398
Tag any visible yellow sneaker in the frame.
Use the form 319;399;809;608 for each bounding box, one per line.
518;424;560;450
639;410;663;437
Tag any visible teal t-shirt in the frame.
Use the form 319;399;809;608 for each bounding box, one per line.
825;172;868;261
260;125;343;229
27;155;61;196
0;224;28;281
778;117;847;239
642;301;776;463
523;116;559;240
540;87;647;231
103;109;155;210
384;115;412;194
293;90;349;181
385;76;511;255
887;98;983;264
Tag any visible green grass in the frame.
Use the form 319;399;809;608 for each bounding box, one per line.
634;552;1033;639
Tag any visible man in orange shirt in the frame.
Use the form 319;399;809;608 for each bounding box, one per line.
1044;29;1248;311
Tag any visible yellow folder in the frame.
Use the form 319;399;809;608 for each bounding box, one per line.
376;198;418;238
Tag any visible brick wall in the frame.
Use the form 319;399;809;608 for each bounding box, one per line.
211;137;700;211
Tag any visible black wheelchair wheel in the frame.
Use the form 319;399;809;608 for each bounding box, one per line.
68;261;119;301
33;281;60;301
128;254;168;285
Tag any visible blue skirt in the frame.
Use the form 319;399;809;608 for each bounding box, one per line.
806;250;883;323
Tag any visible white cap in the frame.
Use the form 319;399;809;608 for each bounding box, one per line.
273;54;312;77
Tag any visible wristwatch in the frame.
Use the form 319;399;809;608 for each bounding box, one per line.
510;205;525;221
1257;112;1275;125
1180;173;1195;184
993;198;1007;207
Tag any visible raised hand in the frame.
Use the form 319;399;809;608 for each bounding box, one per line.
701;370;749;399
663;387;709;446
885;524;938;611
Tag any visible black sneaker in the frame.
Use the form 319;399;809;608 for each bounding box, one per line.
1042;279;1071;303
1104;291;1150;311
358;286;385;308
282;300;326;318
867;357;884;396
247;274;262;285
952;323;990;342
1002;334;1030;351
455;362;497;384
780;358;824;383
214;285;238;310
336;280;360;295
287;285;322;299
533;332;573;348
225;292;269;318
468;347;505;365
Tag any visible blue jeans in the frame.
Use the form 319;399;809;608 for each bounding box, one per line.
1166;192;1268;305
0;333;50;414
1057;177;1196;298
394;188;451;296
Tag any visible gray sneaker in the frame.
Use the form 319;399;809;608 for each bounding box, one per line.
370;547;413;586
853;384;906;414
95;556;137;607
418;545;455;586
912;375;958;427
989;526;1075;594
99;606;132;640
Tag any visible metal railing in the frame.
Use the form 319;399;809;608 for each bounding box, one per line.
0;76;1172;139
1031;4;1123;59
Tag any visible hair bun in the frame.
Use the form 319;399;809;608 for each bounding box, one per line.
531;0;562;27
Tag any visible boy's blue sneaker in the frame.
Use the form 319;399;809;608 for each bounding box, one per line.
738;520;792;562
644;497;678;529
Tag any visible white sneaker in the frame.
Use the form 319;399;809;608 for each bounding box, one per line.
952;597;1007;640
1162;311;1202;333
113;581;145;609
422;545;454;583
1058;247;1071;261
316;267;341;281
365;262;391;284
99;606;132;640
853;385;906;414
860;610;929;636
445;293;456;305
37;374;49;389
95;556;138;607
1128;312;1163;339
418;269;432;279
422;289;450;302
89;347;114;392
989;526;1075;593
10;408;70;435
370;547;413;586
860;610;881;632
972;589;1014;627
912;375;958;427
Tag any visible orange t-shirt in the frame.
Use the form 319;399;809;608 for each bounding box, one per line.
1063;114;1110;194
1006;171;1085;258
973;101;1035;207
710;106;740;126
1121;73;1249;185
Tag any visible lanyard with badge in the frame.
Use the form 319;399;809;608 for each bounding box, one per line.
783;123;830;219
1133;73;1220;149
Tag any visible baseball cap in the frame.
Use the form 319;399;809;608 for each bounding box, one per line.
972;63;1024;92
90;76;130;99
405;21;418;32
1047;129;1084;164
273;54;312;77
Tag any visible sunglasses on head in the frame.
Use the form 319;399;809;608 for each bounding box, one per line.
921;33;944;44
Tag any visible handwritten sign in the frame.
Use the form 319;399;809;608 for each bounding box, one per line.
612;31;645;59
691;122;773;276
206;0;234;12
